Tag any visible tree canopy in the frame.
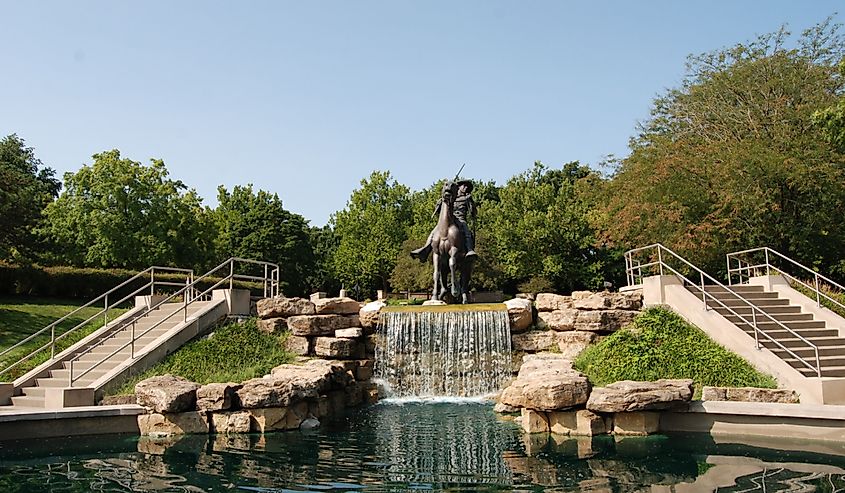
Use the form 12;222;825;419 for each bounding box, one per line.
0;135;60;261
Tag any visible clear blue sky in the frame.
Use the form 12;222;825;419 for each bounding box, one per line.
2;2;841;226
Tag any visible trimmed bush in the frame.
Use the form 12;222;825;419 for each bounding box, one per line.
574;306;777;391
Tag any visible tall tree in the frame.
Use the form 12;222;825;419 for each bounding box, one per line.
214;185;314;296
330;171;411;297
598;19;845;277
484;161;610;292
39;150;215;269
0;135;60;261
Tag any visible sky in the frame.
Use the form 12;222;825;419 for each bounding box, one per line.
2;2;842;226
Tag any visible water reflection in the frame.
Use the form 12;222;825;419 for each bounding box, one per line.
2;403;845;492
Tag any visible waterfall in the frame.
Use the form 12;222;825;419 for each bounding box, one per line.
374;305;513;398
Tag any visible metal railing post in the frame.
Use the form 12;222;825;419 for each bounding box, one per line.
815;274;821;307
150;268;155;297
229;260;234;290
752;309;759;349
700;272;706;309
264;264;268;298
104;293;109;326
726;254;732;286
69;360;73;385
131;321;136;359
50;324;55;359
657;247;664;276
764;249;770;276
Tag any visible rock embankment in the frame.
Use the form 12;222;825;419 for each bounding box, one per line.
135;358;376;437
497;354;693;436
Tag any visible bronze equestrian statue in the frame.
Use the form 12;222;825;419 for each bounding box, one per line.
411;179;477;303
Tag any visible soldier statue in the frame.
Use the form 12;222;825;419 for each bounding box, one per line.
411;179;477;262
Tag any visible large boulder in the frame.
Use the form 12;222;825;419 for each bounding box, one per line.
135;375;199;413
574;310;637;332
535;293;573;312
572;291;642;311
137;412;208;436
314;337;362;359
314;297;361;315
499;354;591;411
537;310;578;331
504;298;534;333
556;331;598;359
287;314;354;336
257;317;287;333
359;300;385;329
512;331;559;352
196;382;240;412
256;296;315;318
210;411;252;433
236;360;352;409
587;379;693;413
283;335;311;355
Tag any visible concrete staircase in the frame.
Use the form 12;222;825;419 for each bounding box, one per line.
4;296;231;409
689;284;845;378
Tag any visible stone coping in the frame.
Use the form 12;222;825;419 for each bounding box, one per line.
0;404;145;423
382;303;506;313
682;400;845;421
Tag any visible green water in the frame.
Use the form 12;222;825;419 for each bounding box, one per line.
2;402;845;492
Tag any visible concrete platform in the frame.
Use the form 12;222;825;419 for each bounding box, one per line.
0;404;144;441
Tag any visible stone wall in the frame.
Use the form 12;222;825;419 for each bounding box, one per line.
504;291;642;366
135;359;377;437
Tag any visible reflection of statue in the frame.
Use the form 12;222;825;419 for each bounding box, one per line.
410;180;476;303
411;179;477;262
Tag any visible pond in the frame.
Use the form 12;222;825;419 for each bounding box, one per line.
1;402;845;492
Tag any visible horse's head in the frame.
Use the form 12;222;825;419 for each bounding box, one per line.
441;181;458;204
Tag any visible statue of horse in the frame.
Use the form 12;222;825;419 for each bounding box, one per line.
430;181;473;303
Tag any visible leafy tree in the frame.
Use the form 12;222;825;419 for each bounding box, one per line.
598;19;845;277
305;225;340;295
39;150;215;269
483;161;610;293
0;135;60;261
330;171;411;297
214;185;314;296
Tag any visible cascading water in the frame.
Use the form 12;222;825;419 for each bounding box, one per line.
374;304;512;398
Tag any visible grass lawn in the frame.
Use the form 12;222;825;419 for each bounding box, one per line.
111;318;295;395
0;297;127;381
574;306;777;397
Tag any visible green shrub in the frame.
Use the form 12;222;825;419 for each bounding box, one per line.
112;318;294;394
574;306;777;393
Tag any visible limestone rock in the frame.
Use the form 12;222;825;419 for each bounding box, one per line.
300;417;321;430
537;309;578;331
138;412;208;436
587;379;693;413
314;337;361;358
356;359;374;381
248;407;288;432
283;335;311;356
210;411;252;433
196;382;239;412
574;310;637;332
504;298;534;333
494;402;520;414
135;375;199;413
288;314;353;336
521;408;550;433
257;317;287;333
613;411;660;435
314;296;361;315
100;394;136;406
359;300;385;329
572;291;642;311
548;410;610;436
535;293;573;312
335;327;363;339
511;331;559;352
257;297;315;318
556;331;598;359
701;386;799;404
500;354;590;411
237;360;352;409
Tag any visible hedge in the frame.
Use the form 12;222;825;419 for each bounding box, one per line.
0;263;266;301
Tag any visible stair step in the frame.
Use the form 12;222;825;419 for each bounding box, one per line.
51;368;108;381
10;395;45;408
741;328;840;339
734;320;827;330
707;291;780;300
760;336;845;348
799;366;845;378
772;346;845;358
22;387;48;398
704;284;765;294
35;377;74;388
715;298;790;307
713;305;802;315
724;313;814;323
785;356;845;368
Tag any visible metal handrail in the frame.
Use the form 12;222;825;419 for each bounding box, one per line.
67;257;280;385
0;266;194;380
626;243;821;376
727;246;845;314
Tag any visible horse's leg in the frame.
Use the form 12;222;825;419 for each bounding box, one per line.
449;247;460;299
431;252;440;300
439;256;450;300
